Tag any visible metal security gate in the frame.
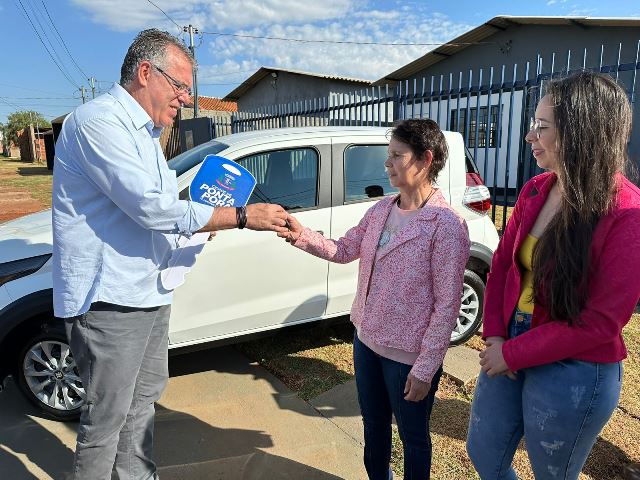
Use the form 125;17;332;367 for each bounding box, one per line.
186;42;640;232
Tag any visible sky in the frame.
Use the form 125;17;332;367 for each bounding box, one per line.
1;0;639;124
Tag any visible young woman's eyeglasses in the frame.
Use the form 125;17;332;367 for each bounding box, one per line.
529;119;552;140
151;63;192;96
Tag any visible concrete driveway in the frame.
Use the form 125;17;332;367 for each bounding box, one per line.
0;346;367;480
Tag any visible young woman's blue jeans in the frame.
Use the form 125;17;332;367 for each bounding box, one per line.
466;311;622;479
353;333;443;480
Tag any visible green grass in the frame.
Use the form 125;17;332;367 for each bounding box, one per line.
0;156;53;207
491;205;514;234
235;322;355;401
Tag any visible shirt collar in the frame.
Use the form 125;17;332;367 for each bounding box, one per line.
108;83;163;138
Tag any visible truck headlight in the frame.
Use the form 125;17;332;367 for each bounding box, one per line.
0;254;52;287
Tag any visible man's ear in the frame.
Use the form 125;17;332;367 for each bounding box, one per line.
137;61;152;88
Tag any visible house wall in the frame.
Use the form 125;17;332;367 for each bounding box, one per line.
16;126;46;163
237;72;368;110
180;108;234;121
397;24;640;180
406;24;640;86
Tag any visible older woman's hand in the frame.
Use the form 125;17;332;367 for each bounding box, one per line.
277;213;304;243
404;373;431;402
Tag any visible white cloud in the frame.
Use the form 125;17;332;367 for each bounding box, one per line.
70;0;355;31
202;9;472;84
566;7;597;16
69;0;473;86
205;0;354;29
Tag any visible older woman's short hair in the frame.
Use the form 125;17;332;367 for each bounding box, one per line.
391;119;448;183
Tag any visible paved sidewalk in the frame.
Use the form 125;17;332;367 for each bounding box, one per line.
0;346;367;480
0;342;479;480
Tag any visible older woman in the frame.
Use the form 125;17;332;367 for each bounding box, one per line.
280;119;470;480
467;72;640;479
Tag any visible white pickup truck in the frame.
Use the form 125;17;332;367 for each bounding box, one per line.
0;126;499;419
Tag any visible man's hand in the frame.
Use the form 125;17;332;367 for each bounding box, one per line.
245;204;289;232
479;336;512;377
404;373;431;402
277;213;304;243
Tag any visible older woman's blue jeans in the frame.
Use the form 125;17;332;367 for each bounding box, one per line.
353;333;443;480
466;312;622;479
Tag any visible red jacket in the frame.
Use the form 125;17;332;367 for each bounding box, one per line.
483;171;640;371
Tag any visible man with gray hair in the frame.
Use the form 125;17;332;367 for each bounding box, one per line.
53;29;288;479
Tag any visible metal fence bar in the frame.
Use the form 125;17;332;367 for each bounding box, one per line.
472;68;483;167
428;76;434;120
490;66;506;224
633;40;639;104
420;77;425;119
482;67;493;188
501;63;518;230
437;75;443;128
454;71;462;140
444;74;451;134
464;70;473;148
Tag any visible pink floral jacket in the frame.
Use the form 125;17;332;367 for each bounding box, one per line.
293;191;470;383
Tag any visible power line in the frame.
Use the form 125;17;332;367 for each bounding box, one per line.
0;105;79;110
14;0;81;89
204;68;259;77
0;82;72;96
200;30;495;47
25;0;75;80
0;96;77;100
41;0;90;80
0;97;23;109
198;82;241;86
145;0;181;32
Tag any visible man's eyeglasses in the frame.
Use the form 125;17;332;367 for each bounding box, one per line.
529;119;552;140
151;63;192;96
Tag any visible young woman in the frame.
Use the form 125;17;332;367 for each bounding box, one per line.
467;71;640;479
281;119;470;479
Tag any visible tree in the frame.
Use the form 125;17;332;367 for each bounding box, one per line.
4;111;51;145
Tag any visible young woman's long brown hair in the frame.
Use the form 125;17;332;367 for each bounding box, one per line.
532;72;632;323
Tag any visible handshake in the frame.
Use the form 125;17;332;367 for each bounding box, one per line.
234;203;303;244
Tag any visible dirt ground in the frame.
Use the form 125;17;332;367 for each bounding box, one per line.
0;157;52;223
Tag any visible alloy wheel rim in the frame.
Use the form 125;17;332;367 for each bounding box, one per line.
451;283;480;341
23;340;86;411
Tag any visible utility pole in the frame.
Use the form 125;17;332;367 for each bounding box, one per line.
80;86;86;104
184;24;199;118
89;77;96;99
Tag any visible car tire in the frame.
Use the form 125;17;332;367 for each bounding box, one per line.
16;328;84;421
450;269;484;346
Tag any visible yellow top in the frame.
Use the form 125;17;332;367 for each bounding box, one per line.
517;234;538;314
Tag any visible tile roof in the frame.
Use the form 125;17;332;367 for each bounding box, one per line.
184;96;237;112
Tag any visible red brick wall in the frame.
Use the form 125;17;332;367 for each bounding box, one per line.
16;127;46;163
